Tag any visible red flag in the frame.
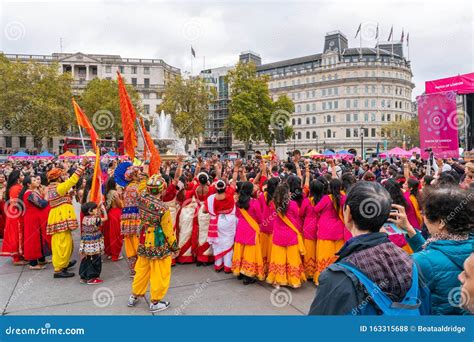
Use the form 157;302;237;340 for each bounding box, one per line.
72;98;98;150
138;116;161;175
89;146;102;205
117;72;138;160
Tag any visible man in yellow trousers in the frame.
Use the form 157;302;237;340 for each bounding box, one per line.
46;159;87;278
128;174;179;313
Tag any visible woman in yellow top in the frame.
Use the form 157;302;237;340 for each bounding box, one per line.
46;159;87;278
128;174;179;313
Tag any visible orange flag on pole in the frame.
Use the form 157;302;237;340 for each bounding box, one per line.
117;72;137;160
138;116;161;175
89;146;102;205
72;98;98;151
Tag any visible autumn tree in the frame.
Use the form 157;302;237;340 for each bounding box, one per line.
0;55;73;149
382;117;420;149
269;94;295;145
159;75;214;150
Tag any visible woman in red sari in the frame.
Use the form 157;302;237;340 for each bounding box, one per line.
0;173;6;239
1;170;26;264
21;175;51;269
103;178;123;261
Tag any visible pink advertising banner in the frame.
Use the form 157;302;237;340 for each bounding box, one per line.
425;72;474;94
417;91;459;159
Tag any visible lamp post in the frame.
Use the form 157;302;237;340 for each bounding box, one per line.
316;134;319;152
360;126;365;159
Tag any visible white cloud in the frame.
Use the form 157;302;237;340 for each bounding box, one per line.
0;0;472;96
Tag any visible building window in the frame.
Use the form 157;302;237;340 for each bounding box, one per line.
19;136;26;148
346;129;351;138
306;104;310;112
371;85;376;94
346;99;351;108
334;101;338;109
306;117;310;125
312;116;316;124
346;114;351;122
334;87;338;95
333;131;336;138
326;115;331;123
387;113;391;121
297;132;302;140
364;99;369;108
346;86;350;94
144;104;150;115
118;66;124;73
364;113;369;122
353;99;358;108
144;78;150;88
312;103;316;111
297;105;301;113
327;129;331;138
365;85;369;94
143;93;150;99
5;136;12;148
292;118;295;125
328;88;332;96
322;89;326;96
371;113;376;121
131;78;137;86
297;118;301;125
306;131;310;139
371;99;376;108
353;128;358;137
322;102;326;110
105;65;111;73
371;128;376;137
144;67;150;75
312;131;317;139
382;113;385;121
353;113;358;121
131;66;137;74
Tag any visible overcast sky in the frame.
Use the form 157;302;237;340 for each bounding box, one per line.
0;0;472;97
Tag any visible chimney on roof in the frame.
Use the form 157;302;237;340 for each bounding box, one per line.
324;31;348;54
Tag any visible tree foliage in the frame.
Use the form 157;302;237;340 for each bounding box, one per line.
382;118;420;149
225;62;295;152
79;78;141;139
0;55;73;148
159;75;214;149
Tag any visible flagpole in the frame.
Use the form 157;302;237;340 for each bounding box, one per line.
135;118;150;157
359;32;362;60
78;125;87;154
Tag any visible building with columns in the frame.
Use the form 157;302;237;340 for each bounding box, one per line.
0;52;180;154
233;31;415;157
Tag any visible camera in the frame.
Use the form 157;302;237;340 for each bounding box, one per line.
424;148;432;152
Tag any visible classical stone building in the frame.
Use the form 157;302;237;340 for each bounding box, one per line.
234;31;415;157
0;52;180;154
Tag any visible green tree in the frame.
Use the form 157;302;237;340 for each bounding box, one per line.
225;62;274;153
79;78;141;140
159;75;214;150
0;55;73;149
382;118;420;149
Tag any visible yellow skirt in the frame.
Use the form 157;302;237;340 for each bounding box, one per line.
232;242;265;280
260;232;272;275
314;239;345;285
303;239;317;280
401;244;413;255
266;244;306;288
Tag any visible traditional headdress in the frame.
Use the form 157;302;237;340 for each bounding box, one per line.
47;168;64;181
114;161;133;187
146;174;167;194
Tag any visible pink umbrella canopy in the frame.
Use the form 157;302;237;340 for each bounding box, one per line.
379;147;411;158
408;147;421;155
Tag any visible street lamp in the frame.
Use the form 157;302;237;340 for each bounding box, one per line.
360;126;365;159
316;134;319;152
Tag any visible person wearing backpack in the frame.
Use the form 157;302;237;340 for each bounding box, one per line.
390;186;473;315
309;182;430;315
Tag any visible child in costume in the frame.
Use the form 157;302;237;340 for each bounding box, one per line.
79;202;108;285
127;174;179;313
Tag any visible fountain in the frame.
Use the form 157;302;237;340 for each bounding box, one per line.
148;110;186;160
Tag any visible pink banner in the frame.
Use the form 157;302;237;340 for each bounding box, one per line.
425;72;474;94
417;91;459;159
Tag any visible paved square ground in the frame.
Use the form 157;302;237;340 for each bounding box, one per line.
0;230;315;315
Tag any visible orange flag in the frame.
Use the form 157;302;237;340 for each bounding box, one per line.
117;72;138;160
72;98;98;151
138;116;161;175
89;146;102;205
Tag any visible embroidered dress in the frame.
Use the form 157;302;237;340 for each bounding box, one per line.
79;216;104;256
120;180;144;236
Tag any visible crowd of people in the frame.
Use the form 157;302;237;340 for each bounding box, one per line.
0;149;473;315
